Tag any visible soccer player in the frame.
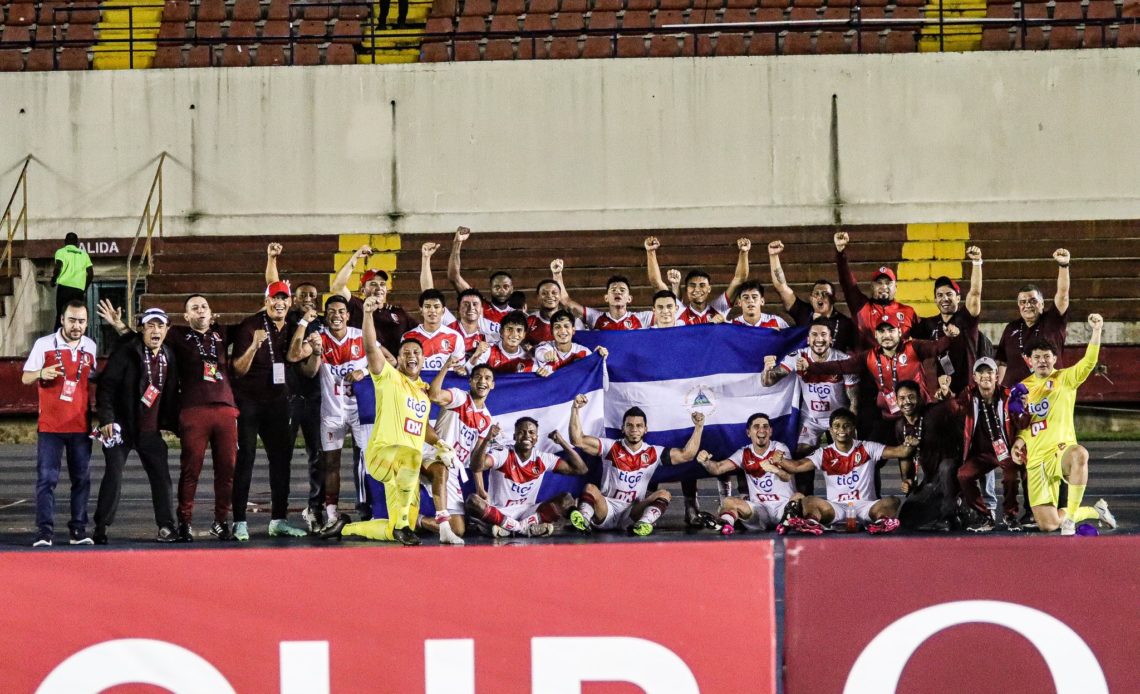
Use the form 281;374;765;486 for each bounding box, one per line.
693;413;796;534
731;281;789;329
909;246;985;395
447;226;516;323
469;311;535;373
996;248;1072;388
321;298;454;545
1013;315;1115;535
553;261;654;330
648;290;685;328
644;236;751;324
763;317;858;493
331;244;419;355
288;295;371;533
527;276;565;344
403;289;466;372
421;241;500;348
767;239;858;353
568;396;705;536
467;418;588;538
893;378;964;531
533;310;608;376
774;408;917;534
832;231;919;349
421;355;497;544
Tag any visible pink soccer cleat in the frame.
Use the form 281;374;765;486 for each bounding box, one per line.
867;518;900;534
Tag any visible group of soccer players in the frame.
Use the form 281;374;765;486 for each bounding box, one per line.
298;226;1116;544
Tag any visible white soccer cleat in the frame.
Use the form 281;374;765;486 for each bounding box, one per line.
491;525;512;538
525;522;555;538
439;523;465;545
1059;518;1076;536
1094;499;1117;530
268;519;308;538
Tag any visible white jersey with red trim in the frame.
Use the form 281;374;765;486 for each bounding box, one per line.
727;441;795;504
426;388;493;469
677;292;731;325
402;324;466;371
526;312;554;344
317;327;369;421
533;341;590;371
472;343;535;373
780;348;858;426
442;308;501;352
598;437;666;504
583;307;654;331
807;440;886;503
732;313;790;329
486;446;561;509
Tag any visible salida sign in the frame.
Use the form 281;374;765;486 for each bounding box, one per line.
1;542;776;692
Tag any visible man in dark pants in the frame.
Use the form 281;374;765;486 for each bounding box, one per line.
895;378;965;531
92;308;179;544
231;281;306;538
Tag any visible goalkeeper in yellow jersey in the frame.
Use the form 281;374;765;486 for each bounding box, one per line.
1010;313;1115;535
321;296;453;546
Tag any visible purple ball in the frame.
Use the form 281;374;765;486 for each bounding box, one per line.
1075;523;1099;537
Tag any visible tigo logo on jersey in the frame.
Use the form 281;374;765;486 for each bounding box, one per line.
1027;399;1050;417
404;418;424;436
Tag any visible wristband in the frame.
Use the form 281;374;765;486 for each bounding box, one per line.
1057;263;1070;268
298;319;309;327
971;260;983;267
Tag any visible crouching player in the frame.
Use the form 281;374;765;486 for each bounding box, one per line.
774;408;917;534
568;395;705;536
466;418;587;537
693;413;798;534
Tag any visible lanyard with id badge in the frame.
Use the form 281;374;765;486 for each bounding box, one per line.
263;316;286;386
980;398;1011;461
874;352;902;414
932;321;956;377
54;336;90;403
141;348;167;408
191;330;224;383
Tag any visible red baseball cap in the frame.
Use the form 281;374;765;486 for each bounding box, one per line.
875;314;900;330
360;269;389;287
265;280;291;298
873;266;897;282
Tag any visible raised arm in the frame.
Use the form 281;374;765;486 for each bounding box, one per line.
1053;248;1071;315
428;354;461;404
446;226;473;292
761;354;791;387
298;332;323;379
551;259;586;320
265;242;282;285
331;245;372;299
420;241;439;292
724;238;752;302
644;237;669;291
1067;314;1103;386
568;394;601;456
97;299;132;336
286;306;319;362
767;240;797;311
550;430;589;475
667;412;705;464
965;245;983;317
362;297;394;373
833;231;867;313
694;450;737;477
469;424;500;475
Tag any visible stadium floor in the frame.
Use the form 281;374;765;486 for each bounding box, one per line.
0;441;1135;550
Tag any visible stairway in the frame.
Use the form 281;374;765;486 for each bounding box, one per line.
896;222;969;316
919;0;986;52
357;0;433;63
92;0;164;69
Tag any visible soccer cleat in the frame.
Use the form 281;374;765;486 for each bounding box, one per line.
32;535;52;548
210;521;234;541
301;506;323;534
867;518;901;535
1018;510;1038;530
1094;499;1117;530
1001;513;1022;532
439;522;465;545
156;525;177;543
176;523;194;543
232;521;250;542
780;499;804;523
568;509;591;535
684;504;704;528
319;514;350;540
720;521;736;536
1060;518;1076;536
966;516;996;533
525;522;555;538
268;519;308;538
794;518;826;535
491;525;512;538
392;527;422;546
631;521;655;537
69;528;94;545
93;526;108;545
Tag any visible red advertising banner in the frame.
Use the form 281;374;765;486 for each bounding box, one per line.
784;536;1140;693
1;540;774;693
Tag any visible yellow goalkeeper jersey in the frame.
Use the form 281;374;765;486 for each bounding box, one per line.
1018;343;1100;463
366;358;431;456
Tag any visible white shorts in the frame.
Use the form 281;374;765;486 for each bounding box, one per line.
594;495;635;531
497;501;541;522
740;500;789;531
825;499;878;527
320;410;371;453
797;419;830;449
419;464;469;516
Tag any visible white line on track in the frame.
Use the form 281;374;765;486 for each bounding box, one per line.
0;500;26;511
1104;452;1123;459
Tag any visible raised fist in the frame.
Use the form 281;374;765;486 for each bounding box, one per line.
1053;248;1071;265
356;244;373;258
795;355;809;373
307;333;323;352
691;411;705;427
573;394;588;408
550;259;564;274
666;268;681;285
710;314;726;324
736;238;752;252
966;246;982;262
363;296;380;314
768;240;784;256
944;324;960;339
471;341;490;358
303;306;318;323
696;450;713;466
421;242;440;257
455;226;471;243
644;237;661;252
1088;313;1103;328
763;354;778;371
252;329;268;345
548;430;565;443
904;435;920;448
487;423;502;440
594;346;609;359
833;231;849;253
267;242;283;258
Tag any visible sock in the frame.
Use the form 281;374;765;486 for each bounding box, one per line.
1065;484;1087;518
482;506;521;532
325;504;339;521
640;498;669;526
720;512;736;526
1071;506;1099;522
435;510;451;523
577;492;597;523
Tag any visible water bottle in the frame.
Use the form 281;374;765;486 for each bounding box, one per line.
845;500;857;533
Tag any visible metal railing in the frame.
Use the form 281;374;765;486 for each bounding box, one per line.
125;152;166;326
0;156;31;279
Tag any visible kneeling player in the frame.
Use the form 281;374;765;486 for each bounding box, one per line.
568;395;705;536
694;413;798;534
774;408;916;534
466;418;587;537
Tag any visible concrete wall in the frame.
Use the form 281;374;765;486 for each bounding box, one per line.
3;50;1140;239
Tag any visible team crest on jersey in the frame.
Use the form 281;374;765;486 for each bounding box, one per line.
1045;380;1054;390
896;312;905;322
684;384;718;417
351;344;361;357
854;452;862;464
441;339;452;351
640;453;649;463
624;319;632;328
898;354;908;365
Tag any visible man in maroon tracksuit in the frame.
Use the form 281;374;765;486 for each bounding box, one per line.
832;231;920;350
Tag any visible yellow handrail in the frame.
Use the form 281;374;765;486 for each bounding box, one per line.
125;152;166;326
0;156;31;278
